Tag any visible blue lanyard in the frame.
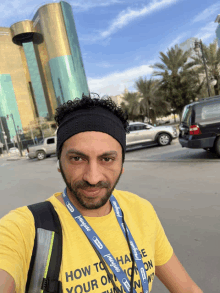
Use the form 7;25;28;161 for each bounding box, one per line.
62;188;149;293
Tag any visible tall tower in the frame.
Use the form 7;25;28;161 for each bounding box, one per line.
32;1;89;107
0;1;89;142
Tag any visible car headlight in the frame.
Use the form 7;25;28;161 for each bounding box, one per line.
172;128;177;135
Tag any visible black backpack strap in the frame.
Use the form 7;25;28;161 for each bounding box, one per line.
26;201;63;293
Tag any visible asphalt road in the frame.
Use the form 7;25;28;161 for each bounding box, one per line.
0;139;219;292
125;137;220;162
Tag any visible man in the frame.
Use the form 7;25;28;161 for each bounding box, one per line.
0;94;203;293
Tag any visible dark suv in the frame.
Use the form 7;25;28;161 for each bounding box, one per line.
179;96;220;157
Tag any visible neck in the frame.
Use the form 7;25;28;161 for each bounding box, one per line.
57;192;112;217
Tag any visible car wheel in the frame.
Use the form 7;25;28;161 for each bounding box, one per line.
158;133;171;146
203;147;215;153
210;147;216;153
214;137;220;157
203;148;210;152
37;151;46;160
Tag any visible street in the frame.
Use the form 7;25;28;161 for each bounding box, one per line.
125;137;219;162
0;139;219;292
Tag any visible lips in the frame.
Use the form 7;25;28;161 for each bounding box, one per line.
81;188;103;196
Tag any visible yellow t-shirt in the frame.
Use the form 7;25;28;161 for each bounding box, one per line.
0;189;173;293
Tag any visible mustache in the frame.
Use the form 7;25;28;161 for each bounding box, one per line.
74;180;110;189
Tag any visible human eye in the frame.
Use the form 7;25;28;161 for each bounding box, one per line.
102;157;115;162
70;156;83;162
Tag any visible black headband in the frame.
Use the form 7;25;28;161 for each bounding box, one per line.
56;107;126;156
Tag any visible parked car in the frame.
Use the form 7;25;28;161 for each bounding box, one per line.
9;147;20;155
179;95;220;157
156;119;170;125
27;136;56;160
126;122;177;150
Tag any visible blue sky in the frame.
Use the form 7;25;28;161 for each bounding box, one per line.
0;0;219;96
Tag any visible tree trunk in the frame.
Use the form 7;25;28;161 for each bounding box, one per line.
150;110;156;125
214;84;218;95
213;75;219;95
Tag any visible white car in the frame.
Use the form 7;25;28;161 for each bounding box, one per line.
126;122;178;150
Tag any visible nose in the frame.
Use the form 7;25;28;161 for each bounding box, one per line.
82;161;104;186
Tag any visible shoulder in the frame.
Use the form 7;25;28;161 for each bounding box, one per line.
113;189;154;207
0;205;35;230
112;189;156;218
0;205;36;245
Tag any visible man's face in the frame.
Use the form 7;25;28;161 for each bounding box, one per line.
59;131;124;210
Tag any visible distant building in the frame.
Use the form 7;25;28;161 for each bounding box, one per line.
111;94;127;106
179;37;199;63
215;15;220;48
0;1;89;143
180;37;206;85
179;37;198;52
111;88;129;106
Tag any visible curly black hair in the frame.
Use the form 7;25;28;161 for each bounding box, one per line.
54;94;129;163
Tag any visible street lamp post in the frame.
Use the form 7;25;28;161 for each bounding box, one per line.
6;114;23;157
0;117;9;153
17;125;24;153
194;40;211;97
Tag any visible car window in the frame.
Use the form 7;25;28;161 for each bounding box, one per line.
181;106;192;125
138;124;146;130
129;124;147;131
134;124;145;130
47;138;55;144
201;102;220;120
134;125;141;131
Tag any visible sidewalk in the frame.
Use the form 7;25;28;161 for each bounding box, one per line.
0;151;27;161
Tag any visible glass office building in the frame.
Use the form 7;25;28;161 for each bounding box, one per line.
0;1;89;142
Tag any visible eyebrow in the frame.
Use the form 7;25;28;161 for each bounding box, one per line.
66;149;118;158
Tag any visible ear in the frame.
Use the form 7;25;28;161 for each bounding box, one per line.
121;167;124;174
57;160;61;172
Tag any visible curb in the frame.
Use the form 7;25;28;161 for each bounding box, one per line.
1;153;27;160
6;158;21;161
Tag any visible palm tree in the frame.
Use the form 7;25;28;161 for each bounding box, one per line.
135;77;170;124
151;44;203;118
151;44;190;76
185;39;220;96
122;91;145;122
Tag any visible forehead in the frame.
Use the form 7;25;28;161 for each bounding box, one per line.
63;131;122;153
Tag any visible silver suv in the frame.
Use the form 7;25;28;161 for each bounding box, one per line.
126;122;177;150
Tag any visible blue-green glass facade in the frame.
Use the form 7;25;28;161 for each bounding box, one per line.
23;41;48;117
61;1;89;98
49;55;80;105
0;74;22;141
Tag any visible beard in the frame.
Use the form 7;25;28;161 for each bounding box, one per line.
59;163;123;210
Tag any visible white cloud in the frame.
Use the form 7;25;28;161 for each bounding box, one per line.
166;33;187;50
101;0;178;39
192;3;220;23
0;0;48;26
195;22;217;43
70;0;123;11
82;0;179;42
96;61;114;68
0;0;123;26
88;63;154;96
